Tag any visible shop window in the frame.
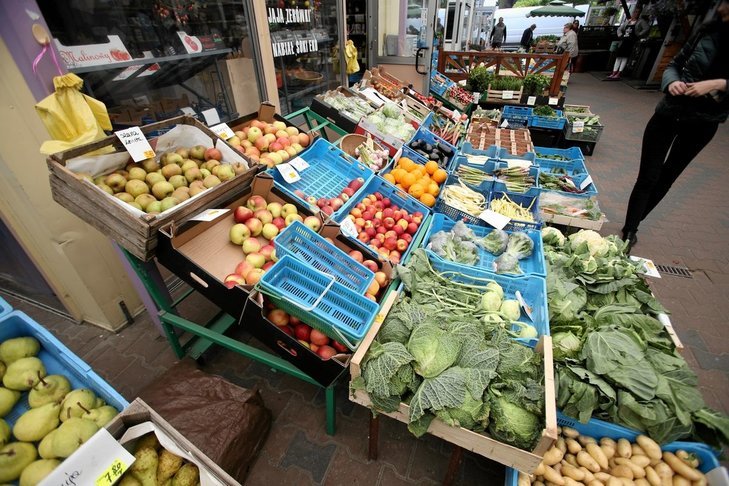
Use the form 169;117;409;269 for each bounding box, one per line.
375;0;427;58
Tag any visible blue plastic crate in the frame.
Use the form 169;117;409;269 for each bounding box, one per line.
430;72;452;96
421;111;468;147
504;412;723;485
426;254;549;346
275;221;375;294
535;157;588;176
434;174;491;228
257;255;379;349
270;138;375;219
449;156;497;193
0;311;129;427
488;191;542;231
461;142;537;166
534;145;585;161
334;175;432;264
528;109;566;130
0;295;11;319
501;106;532;129
403;126;458;169
539;172;598;198
422;213;547;278
492;163;540;197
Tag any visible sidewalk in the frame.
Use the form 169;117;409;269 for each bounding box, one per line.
2;73;727;484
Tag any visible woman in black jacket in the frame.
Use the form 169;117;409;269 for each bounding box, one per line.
621;0;729;248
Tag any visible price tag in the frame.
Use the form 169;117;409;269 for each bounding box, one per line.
526;96;537;106
502;90;514;100
340;217;358;237
180;106;197;117
479;209;511;230
451;109;461;122
572;120;585;133
630;256;662;278
500;119;510;128
190;208;229;222
275;163;301;183
201;107;220;125
515;290;534;322
375;312;386;324
464;154;489;166
548;97;559;106
579;174;593;191
506;158;531;169
289;156;310;172
472;92;480;103
115;127;155;162
96;458;128;486
210;122;234;140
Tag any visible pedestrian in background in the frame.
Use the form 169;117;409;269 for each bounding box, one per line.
621;0;729;249
490;17;507;49
556;23;579;72
521;24;537;51
606;11;649;80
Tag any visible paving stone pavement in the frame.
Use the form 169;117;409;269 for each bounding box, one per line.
1;73;728;484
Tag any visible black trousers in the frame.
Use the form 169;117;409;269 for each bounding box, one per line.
622;111;719;233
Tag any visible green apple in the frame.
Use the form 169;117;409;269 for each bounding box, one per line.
160;197;178;212
168;174;188;189
152;181;174;200
145;172;165;187
161;164;182;179
127;167;147;181
114;192;134;203
134;194;157;211
125;179;149;198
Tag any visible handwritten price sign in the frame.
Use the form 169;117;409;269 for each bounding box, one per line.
115;127;155;162
96;458;128;486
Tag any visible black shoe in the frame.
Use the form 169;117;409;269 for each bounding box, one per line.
622;231;638;251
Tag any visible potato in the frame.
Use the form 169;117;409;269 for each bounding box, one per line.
543;465;566;485
672;477;691;486
631;456;652;469
562;463;586;481
692;477;707;486
518;471;531;486
632;445;647;457
567;438;583;455
601;444;616;460
612;465;635;480
587;443;609;471
535;462;546;476
654;462;674;480
636;436;662;461
579;467;596;483
635;480;650;486
645;466;662;486
534;481;546;486
587;481;605;486
577;451;601;473
675;450;699;469
607;477;624;486
615;458;646;479
600;438;617;450
564;478;584;486
557;438;568;454
566;454;579;467
544;447;565;466
617;439;632;459
579;435;598;446
662;452;702;482
562;427;580;439
595;472;613;483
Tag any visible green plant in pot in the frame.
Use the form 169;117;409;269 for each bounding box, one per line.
466;66;493;99
522;74;551;96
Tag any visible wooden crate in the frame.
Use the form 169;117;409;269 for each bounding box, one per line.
485;86;524;105
46;115;262;261
349;291;558;474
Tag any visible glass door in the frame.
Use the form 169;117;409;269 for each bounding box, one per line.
266;0;347;115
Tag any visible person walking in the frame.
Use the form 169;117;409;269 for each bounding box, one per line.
556;23;579;72
520;24;537;51
490;17;507;49
621;0;729;249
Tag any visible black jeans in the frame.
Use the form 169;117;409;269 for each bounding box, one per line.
623;111;719;233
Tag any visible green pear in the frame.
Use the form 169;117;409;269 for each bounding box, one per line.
0;337;40;365
19;458;60;486
2;357;45;391
93;397;106;408
0;442;37;482
130;447;158;486
51;417;98;458
82;405;117;427
134;432;160;453
171;462;199;486
0;361;5;380
119;475;142;486
28;374;71;408
38;429;56;459
157;449;183;484
0;419;9;447
13;402;60;442
0;388;21;417
60;389;96;422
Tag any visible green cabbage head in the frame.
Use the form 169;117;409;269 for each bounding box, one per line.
407;324;462;378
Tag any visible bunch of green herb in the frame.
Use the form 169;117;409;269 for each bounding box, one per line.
522;74;551;96
466;66;494;96
490;76;524;91
533;105;558;117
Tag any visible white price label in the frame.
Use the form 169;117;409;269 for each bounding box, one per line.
340;217;358;237
289;156;310;172
479;209;511;229
548;97;559;106
210;122;234;140
526;96;537;106
500;119;510;128
464;154;489;166
515;290;534;322
191;208;229;222
502;90;514;100
115;127;155;162
630;256;662;278
472;92;481;103
451;109;461;122
579;174;593;191
506;159;531;169
180;106;197;116
201;107;220;125
572;120;585;133
276;162;301;183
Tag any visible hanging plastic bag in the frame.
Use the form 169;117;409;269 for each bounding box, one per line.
35;73;113;155
344;39;360;75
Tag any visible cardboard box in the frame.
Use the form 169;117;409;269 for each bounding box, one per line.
310;87;375;133
46;116;259;261
227;102;318;143
156;173;321;318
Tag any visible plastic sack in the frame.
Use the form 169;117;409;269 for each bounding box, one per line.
539;192;605;221
345;39;360;74
35;73;112;155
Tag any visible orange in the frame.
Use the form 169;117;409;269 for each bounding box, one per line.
392;168;406;184
383;173;396;184
428;181;440;196
418;177;431;189
420;193;436;207
425;160;439;175
412;165;426;176
409;183;425;199
432;168;448;184
401;173;416;189
398;157;415;172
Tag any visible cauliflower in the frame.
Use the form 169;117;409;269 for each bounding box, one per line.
568;230;609;257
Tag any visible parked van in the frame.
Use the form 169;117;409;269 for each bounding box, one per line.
492;5;590;47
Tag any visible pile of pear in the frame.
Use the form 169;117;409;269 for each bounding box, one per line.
0;336;119;485
79;145;248;216
118;432;200;486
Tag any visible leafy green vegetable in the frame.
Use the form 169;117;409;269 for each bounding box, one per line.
480;229;509;256
487;392;542;450
532;105;557;117
407;323;462;378
541;227;565;247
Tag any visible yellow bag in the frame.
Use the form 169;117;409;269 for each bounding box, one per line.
35;73;113;155
344;40;360;75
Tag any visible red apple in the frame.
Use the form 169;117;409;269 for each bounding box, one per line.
321;206;334;216
204;147;222;161
331;340;348;353
260;245;275;261
396;239;408;251
374;271;388;287
330;198;344;211
223;273;246;289
245;218;263;236
235;261;255;279
407;222;419;235
268;309;290;327
358;232;370;243
402;233;413;243
348;178;364;191
246;195;268;211
383;217;395;229
290;316;301;326
310;329;330;346
245;268;264;285
280;326;294;337
294;324;311;341
384;236;398;251
234;206;254;223
342;187;354;197
365;226;376;238
272;217;286;230
254;209;273;225
262;261;275;271
362;260;378;272
316;345;337;360
393;225;405;236
351;208;362;218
